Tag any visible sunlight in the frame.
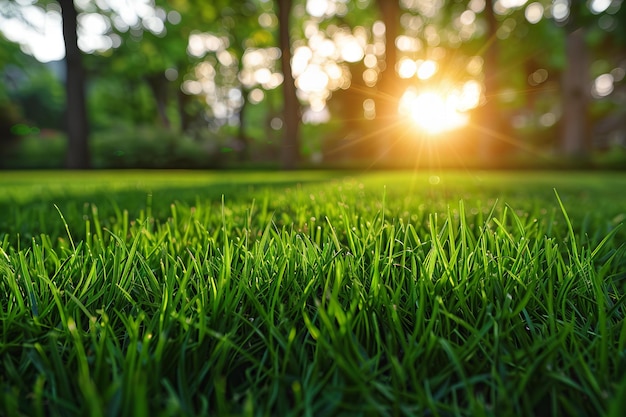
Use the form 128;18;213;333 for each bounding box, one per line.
416;60;438;80
399;85;479;134
296;64;329;93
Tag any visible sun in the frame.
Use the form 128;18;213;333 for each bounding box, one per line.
398;83;480;135
400;91;468;134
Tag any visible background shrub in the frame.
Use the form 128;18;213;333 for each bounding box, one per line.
0;126;234;169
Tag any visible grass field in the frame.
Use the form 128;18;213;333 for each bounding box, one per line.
1;170;625;416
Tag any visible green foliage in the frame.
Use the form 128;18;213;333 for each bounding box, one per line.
0;127;233;169
7;67;65;130
0;171;625;416
88;77;159;129
90;126;224;169
0;134;66;169
593;146;626;169
0;100;22;143
1;48;64;139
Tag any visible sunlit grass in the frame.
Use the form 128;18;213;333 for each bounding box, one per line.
1;170;625;416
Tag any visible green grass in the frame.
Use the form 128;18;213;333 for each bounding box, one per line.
1;170;625;416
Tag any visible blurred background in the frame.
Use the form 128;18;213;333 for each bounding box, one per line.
0;0;624;170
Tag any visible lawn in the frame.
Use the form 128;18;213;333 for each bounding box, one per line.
1;170;625;416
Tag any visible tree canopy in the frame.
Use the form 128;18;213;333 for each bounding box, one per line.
0;0;624;169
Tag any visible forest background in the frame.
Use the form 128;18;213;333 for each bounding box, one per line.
0;0;625;170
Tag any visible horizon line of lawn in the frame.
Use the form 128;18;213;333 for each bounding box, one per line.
1;170;625;212
1;169;625;250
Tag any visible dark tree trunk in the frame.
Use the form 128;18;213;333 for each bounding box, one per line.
237;89;249;161
477;0;500;160
59;0;90;169
146;73;171;129
376;0;400;102
177;89;193;132
277;0;300;170
561;28;591;158
374;0;401;160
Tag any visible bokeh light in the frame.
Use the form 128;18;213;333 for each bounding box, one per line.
525;3;544;24
552;0;570;21
590;0;612;14
593;73;614;98
417;60;437;80
398;58;418;78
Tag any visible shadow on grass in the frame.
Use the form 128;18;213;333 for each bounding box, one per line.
0;172;345;245
1;169;625;248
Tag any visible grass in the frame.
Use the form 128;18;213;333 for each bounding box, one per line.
1;170;625;416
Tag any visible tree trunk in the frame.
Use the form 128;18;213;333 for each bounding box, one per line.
59;0;90;169
177;89;193;132
146;73;171;129
374;0;401;160
237;89;249;161
477;0;500;160
277;0;300;170
561;28;590;158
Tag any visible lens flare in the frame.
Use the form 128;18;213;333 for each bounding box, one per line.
399;90;471;135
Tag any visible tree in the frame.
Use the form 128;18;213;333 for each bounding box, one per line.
277;0;300;169
0;0;91;168
373;0;401;159
59;0;90;169
561;26;590;158
475;0;501;159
